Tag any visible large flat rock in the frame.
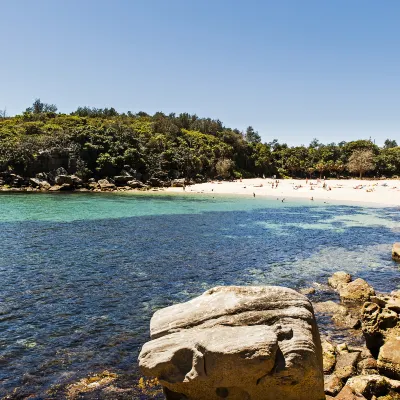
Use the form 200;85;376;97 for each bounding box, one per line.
138;286;325;400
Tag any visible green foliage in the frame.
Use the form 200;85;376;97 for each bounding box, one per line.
0;104;399;180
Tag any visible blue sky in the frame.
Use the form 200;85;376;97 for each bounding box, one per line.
1;0;399;146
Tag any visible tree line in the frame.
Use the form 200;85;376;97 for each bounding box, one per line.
0;99;399;181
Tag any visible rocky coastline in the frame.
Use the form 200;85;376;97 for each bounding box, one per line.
5;267;400;399
0;167;190;193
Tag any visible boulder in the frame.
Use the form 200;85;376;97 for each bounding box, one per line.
55;175;73;185
146;177;166;187
339;279;375;303
70;175;83;186
392;243;400;262
139;286;325;400
325;374;343;396
322;340;337;373
377;338;400;379
335;385;367;399
361;297;400;356
48;185;62;191
346;375;388;399
113;175;132;185
329;272;352;290
127;179;145;189
171;178;186;187
334;351;360;380
29;178;51;190
98;179;116;191
358;358;378;375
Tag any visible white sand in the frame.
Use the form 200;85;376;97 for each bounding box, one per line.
166;178;400;206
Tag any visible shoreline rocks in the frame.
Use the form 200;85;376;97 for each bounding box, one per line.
393;243;400;262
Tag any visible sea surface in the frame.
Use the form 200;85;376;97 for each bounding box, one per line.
0;192;399;398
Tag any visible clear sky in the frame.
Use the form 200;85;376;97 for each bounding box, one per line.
1;0;399;146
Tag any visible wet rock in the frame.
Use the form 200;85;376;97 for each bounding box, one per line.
340;279;375;304
314;301;360;330
346;375;388;399
48;185;62;191
325;374;343;396
392;243;400;262
378;337;400;379
335;351;360;380
300;287;316;295
139;286;325;400
66;370;117;399
329;272;352;290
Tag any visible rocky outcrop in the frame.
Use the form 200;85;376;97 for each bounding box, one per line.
98;179;116;191
329;272;352;290
339;279;375;304
361;292;400;362
139;286;325;400
29;177;51;190
377;337;400;380
171;178;186;187
393;243;400;262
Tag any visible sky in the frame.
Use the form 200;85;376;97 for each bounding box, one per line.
1;0;400;146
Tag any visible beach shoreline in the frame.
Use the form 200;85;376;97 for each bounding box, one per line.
165;178;400;207
1;178;400;207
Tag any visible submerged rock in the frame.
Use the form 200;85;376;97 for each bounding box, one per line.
392;243;400;262
139;286;325;400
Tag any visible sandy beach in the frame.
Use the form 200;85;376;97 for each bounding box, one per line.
166;178;400;206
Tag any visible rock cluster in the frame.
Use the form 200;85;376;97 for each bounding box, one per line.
317;272;400;400
139;286;325;400
0;166;193;192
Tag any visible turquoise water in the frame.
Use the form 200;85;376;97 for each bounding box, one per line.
0;192;399;398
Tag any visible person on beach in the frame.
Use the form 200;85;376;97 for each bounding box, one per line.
311;196;314;201
253;192;255;197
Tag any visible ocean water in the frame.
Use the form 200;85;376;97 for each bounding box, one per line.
0;192;399;398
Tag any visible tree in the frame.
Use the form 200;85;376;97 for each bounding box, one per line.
215;159;233;178
384;139;398;149
26;98;57;114
245;126;261;144
347;149;375;178
0;108;6;118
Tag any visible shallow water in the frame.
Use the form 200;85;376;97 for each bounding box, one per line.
0;193;399;398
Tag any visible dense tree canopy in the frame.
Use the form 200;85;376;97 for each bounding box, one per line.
0;101;399;181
